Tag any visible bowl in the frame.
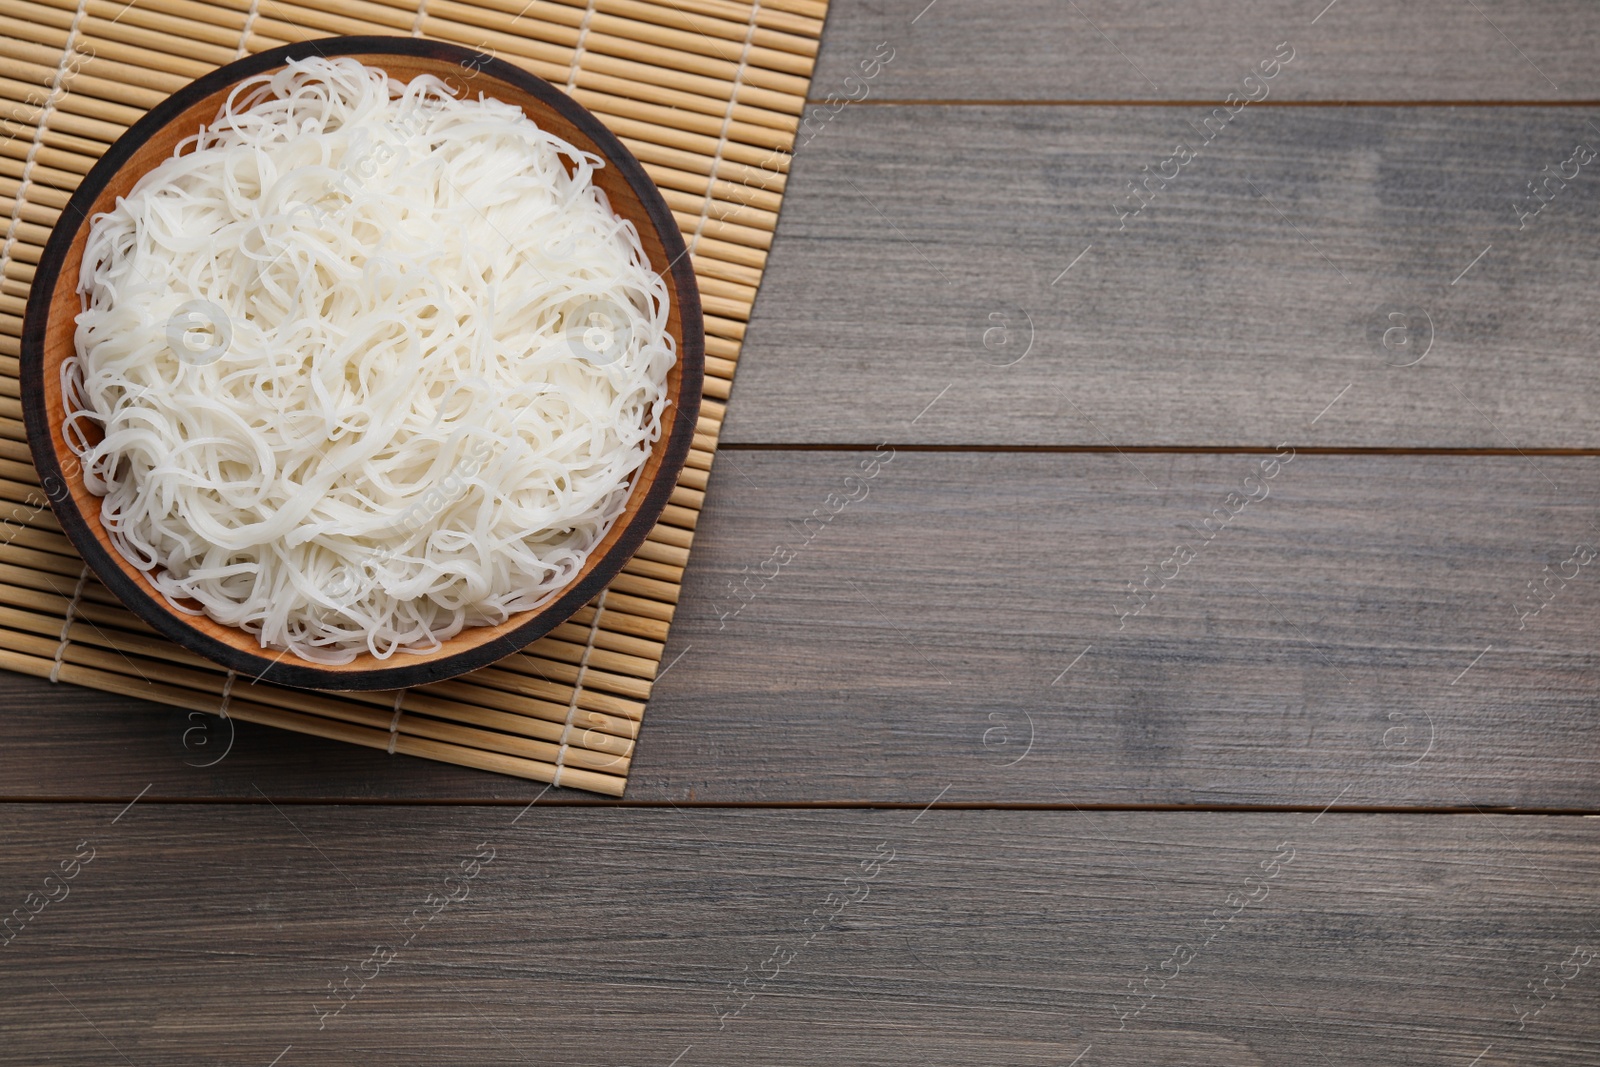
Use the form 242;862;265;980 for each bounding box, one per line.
20;36;704;691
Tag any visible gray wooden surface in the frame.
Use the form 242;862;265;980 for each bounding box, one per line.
3;1;1598;1063
4;453;1597;808
723;106;1600;447
3;805;1597;1066
810;0;1600;101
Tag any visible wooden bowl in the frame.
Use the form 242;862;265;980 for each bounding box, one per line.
20;37;703;691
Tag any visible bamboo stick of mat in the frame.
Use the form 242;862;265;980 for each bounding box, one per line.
0;0;826;794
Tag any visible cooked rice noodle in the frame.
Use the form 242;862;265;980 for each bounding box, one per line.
64;56;674;664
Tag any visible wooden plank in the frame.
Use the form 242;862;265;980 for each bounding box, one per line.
811;0;1600;101
0;679;561;801
1;452;1596;808
638;451;1600;807
724;105;1600;447
0;804;1595;1064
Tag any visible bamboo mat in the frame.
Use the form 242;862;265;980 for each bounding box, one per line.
0;0;826;795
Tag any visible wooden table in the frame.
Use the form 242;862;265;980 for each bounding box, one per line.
4;3;1598;1063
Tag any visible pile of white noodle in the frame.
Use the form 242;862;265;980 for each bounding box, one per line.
64;56;674;664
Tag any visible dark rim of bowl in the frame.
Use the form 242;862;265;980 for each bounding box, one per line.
20;35;705;691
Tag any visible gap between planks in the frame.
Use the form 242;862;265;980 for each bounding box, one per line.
0;796;1596;814
719;443;1600;456
816;98;1600;107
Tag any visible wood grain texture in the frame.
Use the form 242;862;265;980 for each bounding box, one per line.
0;676;560;801
0;804;1595;1065
724;105;1600;447
8;3;1598;1061
812;0;1600;101
2;452;1596;809
634;450;1600;807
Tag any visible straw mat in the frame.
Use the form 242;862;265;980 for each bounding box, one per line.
0;0;826;795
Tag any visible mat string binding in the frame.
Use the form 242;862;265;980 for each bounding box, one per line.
235;0;262;59
552;590;607;787
387;690;406;755
409;0;429;37
1;0;87;275
216;670;237;719
49;566;90;684
688;0;763;257
565;0;597;91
